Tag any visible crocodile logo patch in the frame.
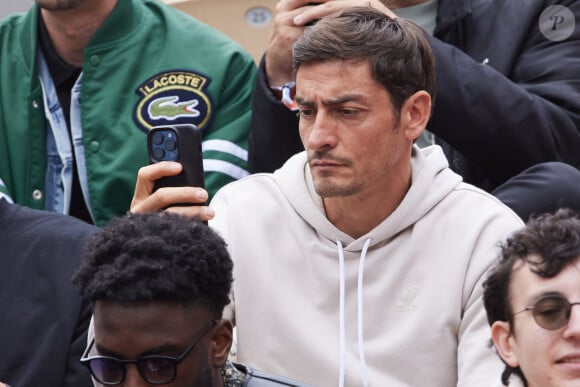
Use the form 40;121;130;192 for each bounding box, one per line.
134;70;213;132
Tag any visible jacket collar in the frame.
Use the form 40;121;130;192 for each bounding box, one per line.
18;5;40;74
87;0;143;50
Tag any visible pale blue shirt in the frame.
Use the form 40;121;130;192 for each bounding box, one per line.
38;50;92;218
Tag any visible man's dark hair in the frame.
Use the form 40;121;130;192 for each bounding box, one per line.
292;7;436;120
483;208;580;386
73;213;233;317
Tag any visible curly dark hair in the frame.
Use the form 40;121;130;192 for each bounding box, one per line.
73;212;232;317
483;208;580;386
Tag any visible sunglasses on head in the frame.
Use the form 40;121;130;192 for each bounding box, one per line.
81;320;217;385
512;294;580;330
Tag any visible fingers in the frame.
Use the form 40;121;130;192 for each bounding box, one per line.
164;204;215;220
293;0;394;26
132;185;206;212
132;186;214;222
265;0;395;85
266;3;311;85
132;161;181;203
275;0;330;13
273;0;330;29
130;162;214;221
276;0;394;27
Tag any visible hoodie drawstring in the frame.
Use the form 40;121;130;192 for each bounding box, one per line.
336;238;372;387
337;240;346;387
358;238;371;387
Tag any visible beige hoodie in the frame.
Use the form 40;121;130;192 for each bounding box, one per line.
210;145;523;387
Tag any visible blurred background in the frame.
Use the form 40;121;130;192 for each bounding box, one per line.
0;0;33;17
0;0;277;63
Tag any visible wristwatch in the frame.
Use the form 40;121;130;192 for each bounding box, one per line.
270;81;297;111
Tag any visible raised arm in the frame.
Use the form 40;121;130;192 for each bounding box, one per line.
249;0;395;173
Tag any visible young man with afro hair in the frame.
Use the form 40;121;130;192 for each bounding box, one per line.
74;212;311;387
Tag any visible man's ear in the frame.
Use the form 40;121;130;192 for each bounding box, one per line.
400;90;431;141
491;321;520;368
211;319;233;368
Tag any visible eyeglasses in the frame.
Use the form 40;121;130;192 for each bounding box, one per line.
81;320;217;385
512;294;580;330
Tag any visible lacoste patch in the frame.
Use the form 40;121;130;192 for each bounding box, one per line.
134;70;213;132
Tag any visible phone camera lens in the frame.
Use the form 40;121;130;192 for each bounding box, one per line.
164;139;177;151
151;132;164;145
153;147;165;160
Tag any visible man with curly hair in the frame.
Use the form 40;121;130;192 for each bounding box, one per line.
74;213;311;387
484;209;580;387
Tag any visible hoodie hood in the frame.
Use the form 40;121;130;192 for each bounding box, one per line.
273;145;462;251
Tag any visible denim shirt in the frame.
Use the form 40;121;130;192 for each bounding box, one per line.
38;50;92;218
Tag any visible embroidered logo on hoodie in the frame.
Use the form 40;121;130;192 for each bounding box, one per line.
395;286;419;311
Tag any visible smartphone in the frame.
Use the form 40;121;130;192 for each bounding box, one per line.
147;124;205;204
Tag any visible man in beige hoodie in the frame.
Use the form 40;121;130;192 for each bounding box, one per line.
131;7;523;387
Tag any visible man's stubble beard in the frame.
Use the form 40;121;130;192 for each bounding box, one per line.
314;177;362;198
36;0;85;11
309;151;361;198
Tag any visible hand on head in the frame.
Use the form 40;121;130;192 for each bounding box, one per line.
266;0;396;86
130;161;215;221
